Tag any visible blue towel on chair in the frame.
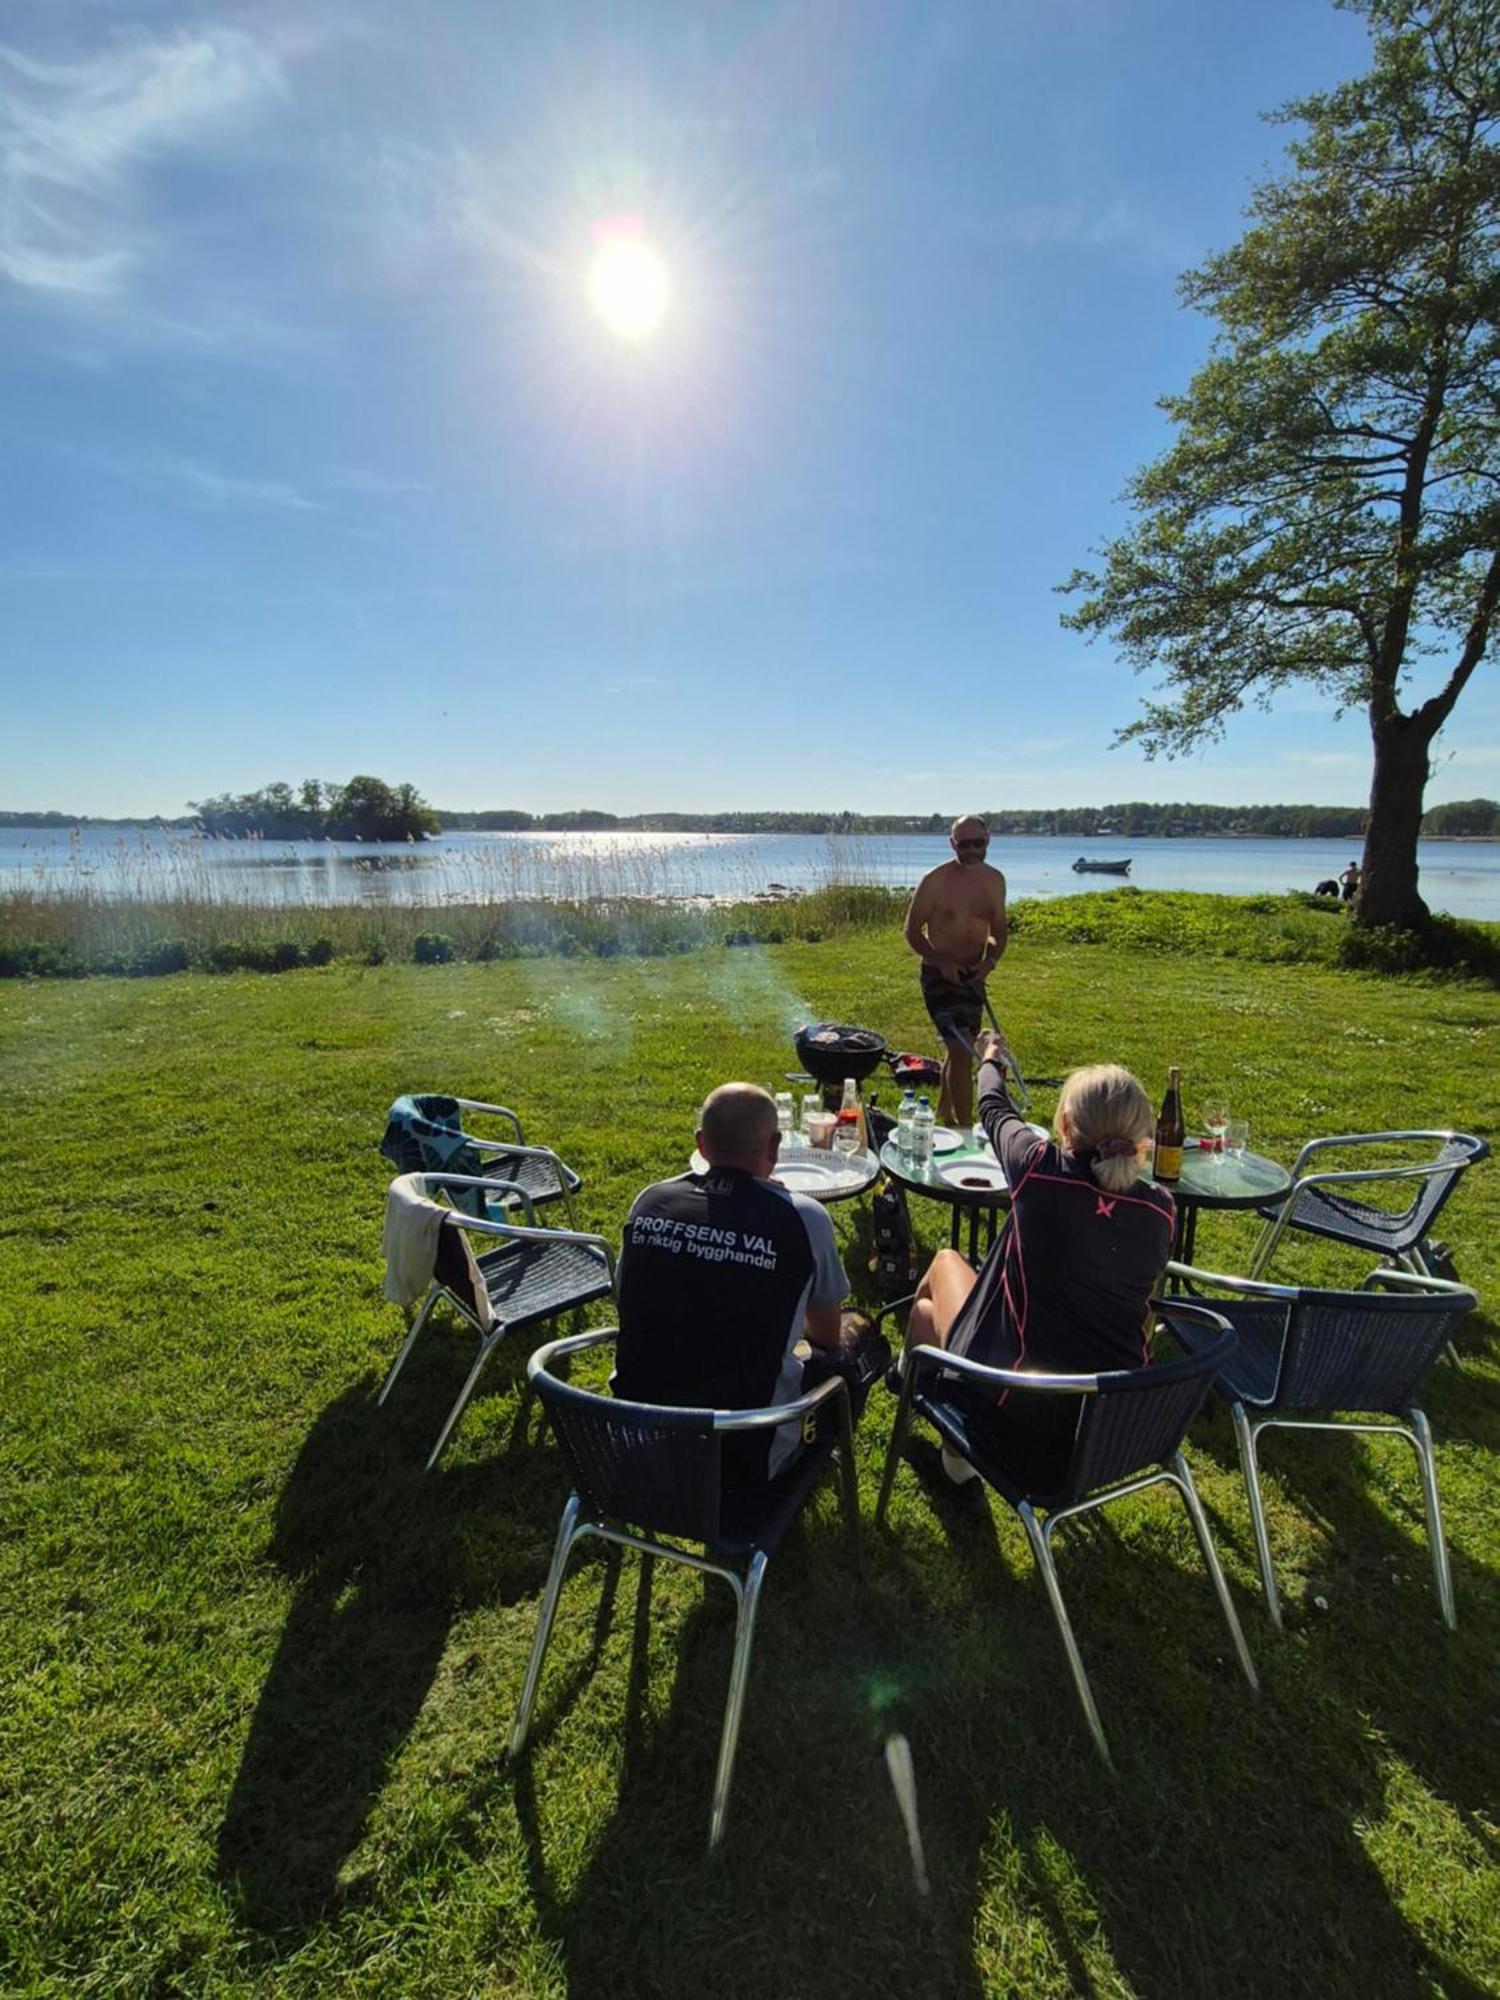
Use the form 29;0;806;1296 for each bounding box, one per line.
379;1094;487;1215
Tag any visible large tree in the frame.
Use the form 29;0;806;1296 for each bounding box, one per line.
1063;0;1500;929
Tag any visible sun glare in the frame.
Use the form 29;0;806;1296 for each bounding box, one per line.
588;229;670;341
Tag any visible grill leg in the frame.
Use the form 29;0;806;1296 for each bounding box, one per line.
1407;1407;1457;1631
378;1288;436;1406
509;1492;583;1757
425;1328;503;1470
1170;1452;1258;1691
709;1551;767;1853
1229;1403;1282;1631
1020;1503;1111;1769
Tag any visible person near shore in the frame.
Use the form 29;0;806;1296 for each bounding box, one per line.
1340;860;1362;902
903;815;1008;1126
614;1083;889;1491
903;1039;1174;1485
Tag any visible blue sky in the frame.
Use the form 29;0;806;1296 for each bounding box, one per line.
3;0;1496;818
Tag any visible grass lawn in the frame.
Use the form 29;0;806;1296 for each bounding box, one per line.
2;921;1498;1997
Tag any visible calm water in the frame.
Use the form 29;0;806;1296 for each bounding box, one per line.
3;825;1497;919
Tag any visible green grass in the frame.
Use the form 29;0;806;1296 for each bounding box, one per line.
2;925;1498;1997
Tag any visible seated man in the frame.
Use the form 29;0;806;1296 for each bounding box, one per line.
615;1082;888;1490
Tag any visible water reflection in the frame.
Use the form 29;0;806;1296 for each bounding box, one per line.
0;826;1496;919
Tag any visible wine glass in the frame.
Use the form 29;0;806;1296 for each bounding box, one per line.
1228;1118;1250;1163
1203;1100;1230;1164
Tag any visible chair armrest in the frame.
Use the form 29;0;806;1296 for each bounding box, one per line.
1359;1268;1478;1303
452;1098;524;1139
461;1138;572;1168
450;1209;615;1274
1165;1261;1301;1300
713;1374;850;1430
904;1342;1102;1397
1286;1130;1459;1178
527;1326;620;1379
420;1172;538;1228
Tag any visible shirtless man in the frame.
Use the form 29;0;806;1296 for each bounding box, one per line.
903;815;1008;1125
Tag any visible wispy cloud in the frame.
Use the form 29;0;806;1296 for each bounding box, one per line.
0;28;286;300
1282;750;1366;770
151;456;325;514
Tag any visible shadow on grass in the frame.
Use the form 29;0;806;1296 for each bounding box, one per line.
496;1429;1497;2000
215;1338;562;1939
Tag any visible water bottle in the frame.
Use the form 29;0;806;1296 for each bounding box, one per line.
897;1091;917;1163
913;1094;935;1170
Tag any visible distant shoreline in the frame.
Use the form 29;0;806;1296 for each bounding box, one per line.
0;819;1496;844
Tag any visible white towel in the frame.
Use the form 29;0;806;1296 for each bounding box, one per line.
381;1173;497;1332
383;1172;446;1306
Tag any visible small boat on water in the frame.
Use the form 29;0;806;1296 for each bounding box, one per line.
1072;856;1132;875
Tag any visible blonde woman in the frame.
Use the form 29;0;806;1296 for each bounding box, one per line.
906;1037;1176;1480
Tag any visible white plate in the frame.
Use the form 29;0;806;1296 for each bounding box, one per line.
936;1159;1009;1192
931;1126;966;1153
774;1157;844;1189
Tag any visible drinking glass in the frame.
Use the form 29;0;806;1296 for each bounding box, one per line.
1203;1101;1230;1162
833;1116;860;1158
801;1091;822;1136
1228;1118;1250;1162
774;1090;795;1140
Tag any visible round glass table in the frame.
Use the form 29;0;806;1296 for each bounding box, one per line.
1165;1144;1292;1264
878;1127;1048;1259
688;1143;881;1206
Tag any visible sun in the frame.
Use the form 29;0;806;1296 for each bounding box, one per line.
588;231;670;341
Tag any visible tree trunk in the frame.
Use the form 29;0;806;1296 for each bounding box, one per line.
1357;712;1434;930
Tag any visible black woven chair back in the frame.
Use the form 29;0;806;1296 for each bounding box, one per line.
1060;1334;1234;1506
1278;1288;1474;1412
1404;1137;1485;1241
533;1371;723;1544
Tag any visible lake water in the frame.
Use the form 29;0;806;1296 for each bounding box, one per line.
2;825;1497;919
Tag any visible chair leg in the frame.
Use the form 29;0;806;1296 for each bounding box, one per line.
709;1551;768;1853
1019;1503;1112;1769
509;1492;583;1758
835;1393;863;1573
875;1361;918;1529
425;1328;503;1470
377;1288;437;1405
1229;1402;1283;1631
1170;1452;1259;1692
1406;1407;1457;1631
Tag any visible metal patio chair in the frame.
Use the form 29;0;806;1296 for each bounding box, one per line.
1160;1264;1477;1631
379;1092;584;1221
379;1174;614;1469
510;1327;861;1852
875;1303;1258;1768
1247;1130;1487;1283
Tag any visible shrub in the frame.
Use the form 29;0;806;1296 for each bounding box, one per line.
270;939;304;972
306;936;335;967
132;939;190;977
413;932;455;965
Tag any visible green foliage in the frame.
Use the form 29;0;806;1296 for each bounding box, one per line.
187;774;439;842
411;931;455;965
1062;0;1500;929
1;937;1498;1994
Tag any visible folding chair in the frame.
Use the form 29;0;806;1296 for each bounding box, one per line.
379;1174;614;1469
1161;1264;1477;1631
1247;1130;1487;1282
379;1093;584;1221
876;1303;1257;1767
510;1327;861;1851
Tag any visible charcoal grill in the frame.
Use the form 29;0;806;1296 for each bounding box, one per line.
794;1022;888;1091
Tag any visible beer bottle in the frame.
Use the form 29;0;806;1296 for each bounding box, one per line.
1154;1067;1184;1182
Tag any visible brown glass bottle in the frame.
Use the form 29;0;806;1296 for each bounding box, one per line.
1154;1066;1185;1182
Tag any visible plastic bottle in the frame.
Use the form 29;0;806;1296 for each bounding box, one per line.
835;1078;862;1156
897;1091;917;1163
913;1094;935;1170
